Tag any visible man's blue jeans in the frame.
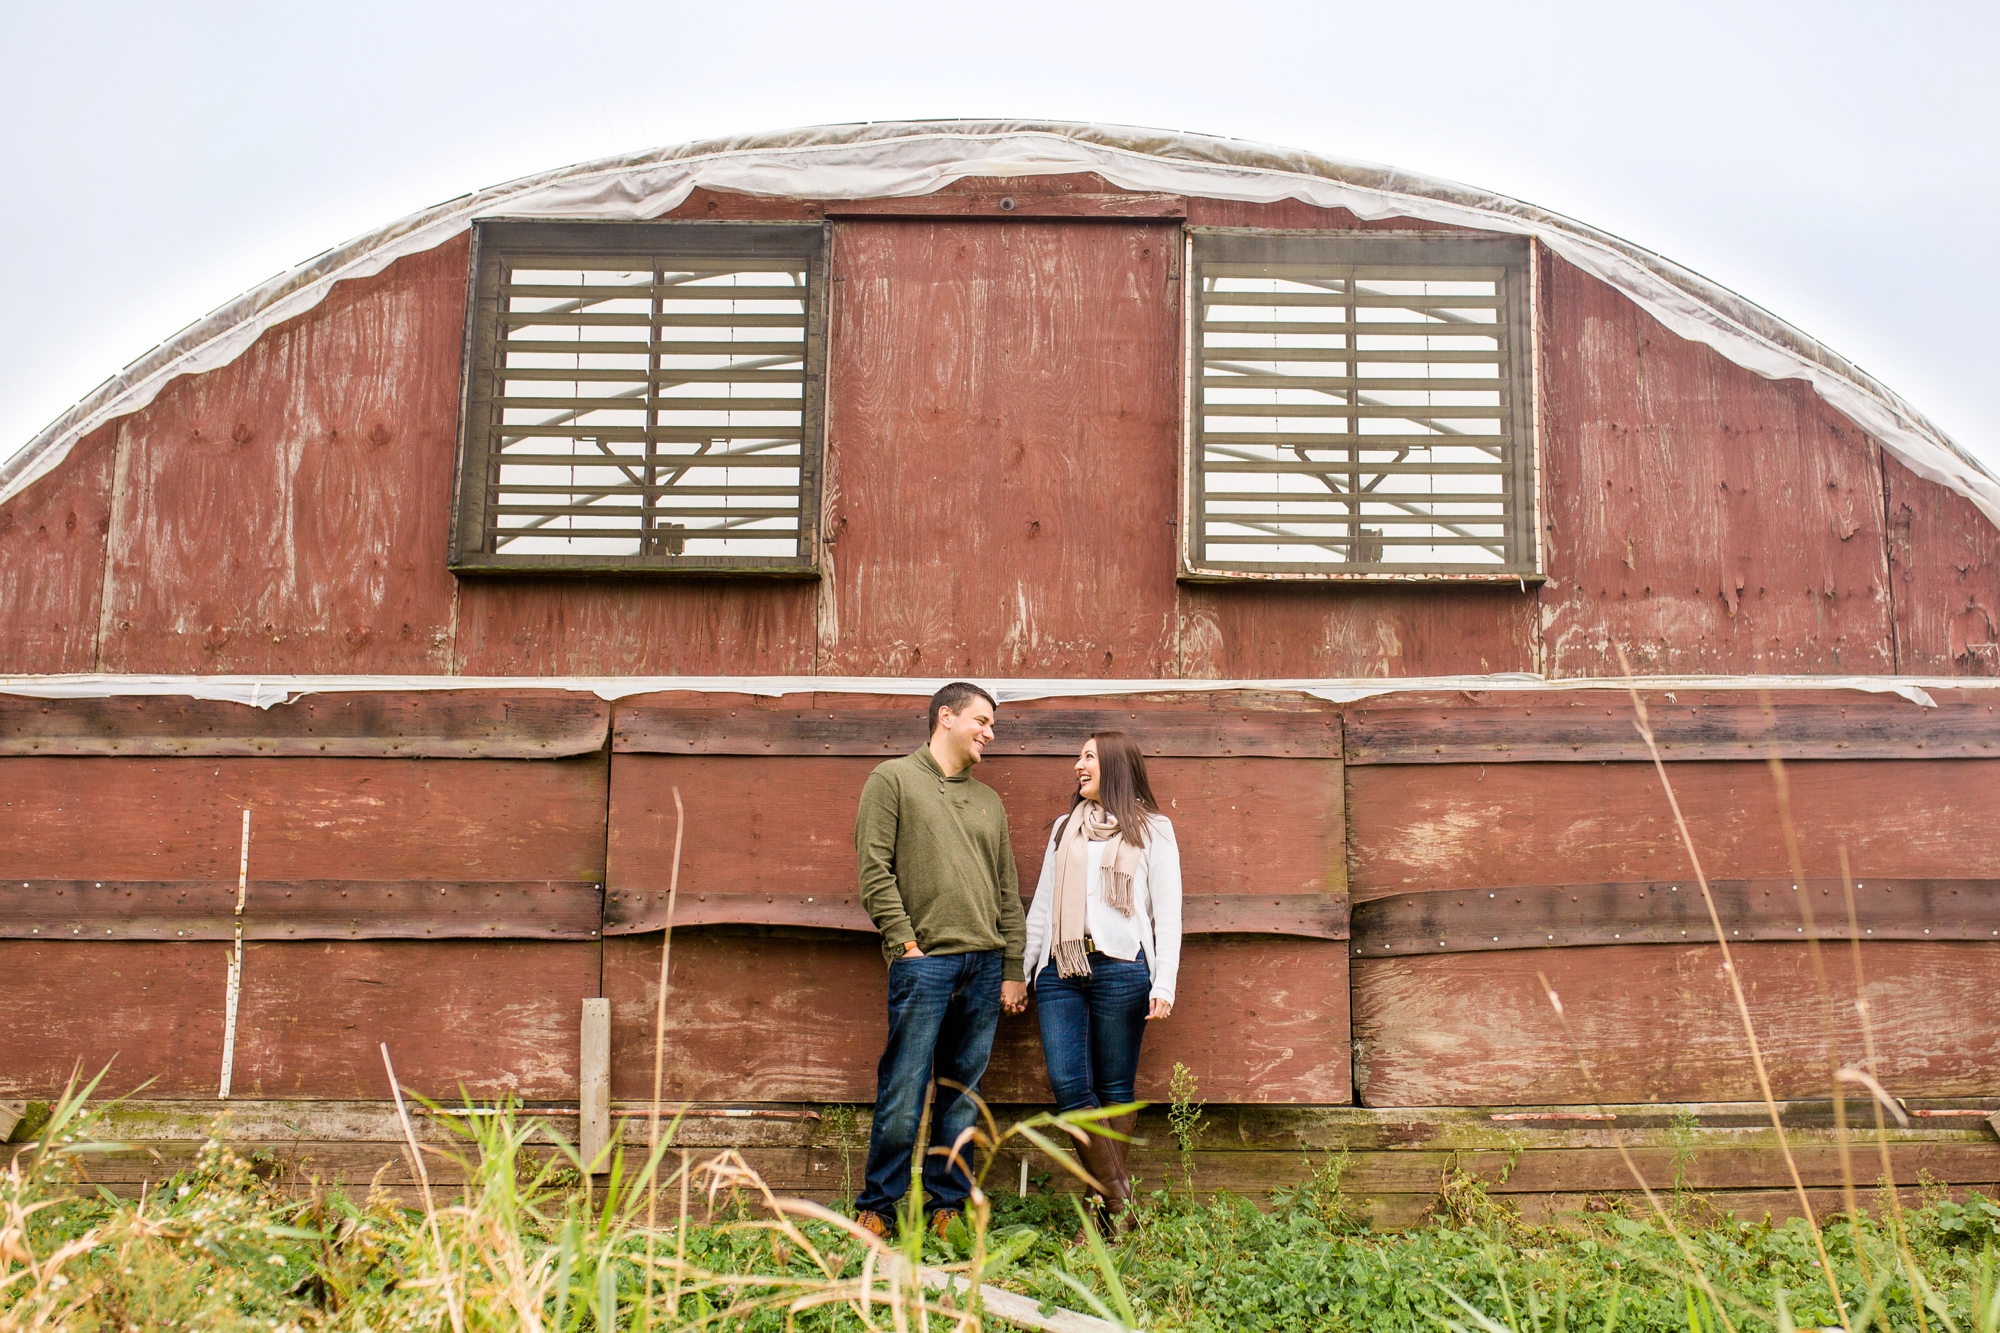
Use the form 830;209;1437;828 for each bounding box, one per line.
1032;948;1150;1113
856;950;1003;1220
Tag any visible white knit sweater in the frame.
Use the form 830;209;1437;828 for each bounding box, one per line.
1022;812;1183;1003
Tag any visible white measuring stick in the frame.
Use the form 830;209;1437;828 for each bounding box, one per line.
218;808;251;1099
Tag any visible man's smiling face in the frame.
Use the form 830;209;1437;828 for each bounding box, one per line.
935;696;997;769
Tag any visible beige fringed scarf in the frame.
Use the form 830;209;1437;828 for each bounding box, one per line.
1051;802;1143;978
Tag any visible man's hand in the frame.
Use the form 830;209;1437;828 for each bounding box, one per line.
1001;981;1029;1015
901;941;926;959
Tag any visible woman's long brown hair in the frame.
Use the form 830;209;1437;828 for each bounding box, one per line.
1072;729;1161;847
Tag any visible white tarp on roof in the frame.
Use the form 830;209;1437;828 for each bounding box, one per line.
2;120;1996;528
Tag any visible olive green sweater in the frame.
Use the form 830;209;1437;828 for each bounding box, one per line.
854;747;1025;980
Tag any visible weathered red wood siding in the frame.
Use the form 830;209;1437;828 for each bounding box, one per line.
1886;453;2000;675
1;940;597;1100
0;753;606;1097
1;181;1991;683
1347;754;2000;1104
818;216;1183;676
1536;255;1897;677
0;423;113;672
0;754;606;880
97;239;468;674
1347;758;2000;892
1354;942;2000;1105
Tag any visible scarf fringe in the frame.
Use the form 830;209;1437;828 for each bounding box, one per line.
1054;938;1093;978
1102;867;1134;917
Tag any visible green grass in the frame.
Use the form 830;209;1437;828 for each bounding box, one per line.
7;1085;2000;1332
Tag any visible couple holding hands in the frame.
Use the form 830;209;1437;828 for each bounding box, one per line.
851;681;1184;1241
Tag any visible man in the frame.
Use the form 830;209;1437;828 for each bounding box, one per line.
852;681;1029;1239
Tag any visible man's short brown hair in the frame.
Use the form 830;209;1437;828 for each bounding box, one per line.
927;681;996;734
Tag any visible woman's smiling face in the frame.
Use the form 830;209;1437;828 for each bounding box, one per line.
1075;738;1101;801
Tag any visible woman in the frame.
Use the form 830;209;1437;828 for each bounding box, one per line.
1023;730;1182;1236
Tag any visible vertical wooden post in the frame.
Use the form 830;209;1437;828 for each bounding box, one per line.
581;998;611;1173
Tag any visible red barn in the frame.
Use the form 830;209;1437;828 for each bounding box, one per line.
3;122;1996;1220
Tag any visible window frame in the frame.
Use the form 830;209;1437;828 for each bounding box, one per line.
1180;227;1541;584
448;218;829;576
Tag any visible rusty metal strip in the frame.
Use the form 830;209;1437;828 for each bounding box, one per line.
605;889;1348;939
0;693;612;758
1352;879;2000;957
4;880;603;941
1344;701;2000;764
612;707;1339;758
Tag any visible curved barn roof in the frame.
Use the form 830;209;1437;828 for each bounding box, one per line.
3;119;1995;526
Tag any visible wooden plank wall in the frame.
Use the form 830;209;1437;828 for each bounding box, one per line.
4;177;1990;682
0;717;608;1100
10;684;1995;1118
1344;690;2000;1106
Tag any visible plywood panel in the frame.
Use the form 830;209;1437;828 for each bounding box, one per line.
1353;941;2000;1106
605;933;1348;1103
1537;256;1896;676
1886;452;2000;675
230;940;598;1098
0;941;223;1097
0;754;608;881
608;754;1343;903
0;422;113;673
1347;758;2000;900
817;218;1182;676
99;240;467;674
1177;583;1539;679
451;577;818;675
0;939;596;1099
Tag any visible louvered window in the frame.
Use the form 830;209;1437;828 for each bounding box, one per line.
449;220;826;573
1184;231;1537;581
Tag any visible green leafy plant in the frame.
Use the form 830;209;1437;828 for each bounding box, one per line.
1167;1060;1206;1193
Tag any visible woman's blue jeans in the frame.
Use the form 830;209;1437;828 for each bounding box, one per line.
855;950;1002;1220
1033;948;1150;1113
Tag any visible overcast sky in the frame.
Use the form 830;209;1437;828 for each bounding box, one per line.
3;1;1995;474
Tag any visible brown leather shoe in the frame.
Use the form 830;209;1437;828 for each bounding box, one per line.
930;1208;962;1240
856;1209;892;1240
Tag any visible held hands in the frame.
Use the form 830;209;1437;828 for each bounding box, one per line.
1147;997;1173;1020
903;942;1029;1016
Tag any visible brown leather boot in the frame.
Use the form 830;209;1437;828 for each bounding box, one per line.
1101;1113;1140;1237
1072;1128;1134;1242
